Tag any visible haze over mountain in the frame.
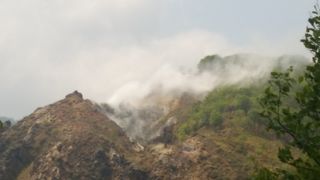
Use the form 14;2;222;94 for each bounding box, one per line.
0;54;310;179
0;1;317;179
0;0;314;119
101;54;309;141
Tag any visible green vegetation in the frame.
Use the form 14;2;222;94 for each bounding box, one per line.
197;54;223;72
254;5;320;180
176;85;265;140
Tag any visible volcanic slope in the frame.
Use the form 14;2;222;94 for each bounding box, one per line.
0;91;148;180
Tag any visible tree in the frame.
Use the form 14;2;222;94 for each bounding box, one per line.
255;5;320;179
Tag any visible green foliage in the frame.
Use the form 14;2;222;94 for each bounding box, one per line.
257;5;320;179
238;96;252;114
208;110;223;126
197;54;223;71
176;86;262;140
252;168;277;180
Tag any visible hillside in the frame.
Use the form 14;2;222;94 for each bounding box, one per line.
0;91;147;180
0;90;285;179
0;54;309;179
136;85;286;179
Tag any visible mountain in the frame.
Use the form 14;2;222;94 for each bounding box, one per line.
0;91;147;180
0;117;14;123
0;92;279;180
0;90;283;180
136;86;285;179
0;54;309;179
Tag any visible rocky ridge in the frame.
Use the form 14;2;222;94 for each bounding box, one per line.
0;91;147;180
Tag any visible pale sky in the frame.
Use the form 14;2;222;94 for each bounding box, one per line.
0;0;316;119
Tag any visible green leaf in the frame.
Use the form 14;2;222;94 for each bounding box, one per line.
278;147;293;163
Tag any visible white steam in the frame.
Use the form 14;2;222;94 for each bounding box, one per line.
101;54;309;141
107;54;308;107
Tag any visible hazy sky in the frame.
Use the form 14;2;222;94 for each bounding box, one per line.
0;0;316;119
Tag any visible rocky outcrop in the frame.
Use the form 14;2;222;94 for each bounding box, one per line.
0;91;147;180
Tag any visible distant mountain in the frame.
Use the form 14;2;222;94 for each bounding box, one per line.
0;116;14;129
0;116;14;122
198;54;309;73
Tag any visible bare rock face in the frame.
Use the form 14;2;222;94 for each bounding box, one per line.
0;90;283;180
0;91;148;180
65;90;83;102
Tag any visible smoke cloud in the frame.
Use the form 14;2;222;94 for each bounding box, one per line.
0;0;312;121
99;53;309;141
